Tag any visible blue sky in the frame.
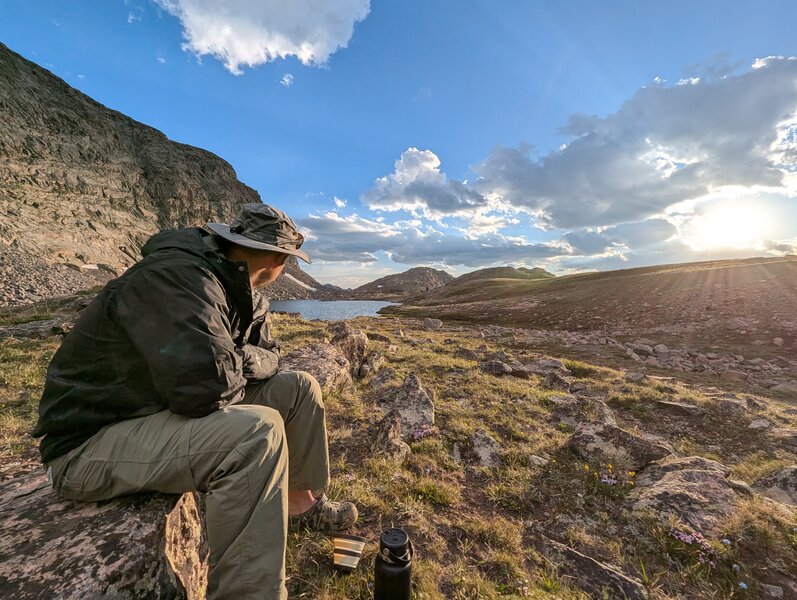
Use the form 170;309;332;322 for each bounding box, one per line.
1;1;796;287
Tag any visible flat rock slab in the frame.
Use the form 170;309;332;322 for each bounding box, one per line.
568;422;672;470
632;456;752;534
280;342;352;394
753;466;797;506
377;374;435;439
0;471;205;599
537;536;648;600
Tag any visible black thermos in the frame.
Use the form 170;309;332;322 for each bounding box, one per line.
373;528;413;600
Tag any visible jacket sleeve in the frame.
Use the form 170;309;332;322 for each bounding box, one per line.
114;261;247;417
237;290;280;381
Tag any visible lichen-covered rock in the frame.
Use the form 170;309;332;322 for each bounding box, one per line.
377;374;435;439
0;472;205;599
547;394;616;428
524;358;572;377
369;367;397;390
536;536;648;600
479;359;512;376
328;324;368;374
632;456;752;534
540;371;573;391
358;351;384;378
422;318;443;330
471;429;501;467
370;410;411;464
453;347;479;361
280;343;351;394
753;466;797;506
568;422;672;470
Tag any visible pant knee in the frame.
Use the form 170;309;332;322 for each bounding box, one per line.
225;405;286;457
294;371;324;410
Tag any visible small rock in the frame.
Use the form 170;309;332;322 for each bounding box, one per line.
720;369;748;382
528;455;549;467
568;422;672;470
715;397;749;416
358;351;384;378
773;337;784;347
760;583;784;598
453;347;479;361
369;367;397;390
367;332;392;343
471;429;501;467
370;410;411;464
479;359;513;376
770;381;797;394
422;318;442;331
524;358;571;376
328;325;368;374
625;372;646;383
541;371;573;391
749;418;773;430
753;466;797;505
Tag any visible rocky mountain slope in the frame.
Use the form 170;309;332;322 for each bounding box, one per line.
348;266;454;300
263;257;346;301
0;43;332;305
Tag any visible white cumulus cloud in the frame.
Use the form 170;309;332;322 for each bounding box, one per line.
362;148;489;219
154;0;371;74
465;57;797;229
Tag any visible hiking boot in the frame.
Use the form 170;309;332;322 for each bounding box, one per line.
289;493;358;532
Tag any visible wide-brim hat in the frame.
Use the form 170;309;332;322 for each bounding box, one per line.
207;203;311;264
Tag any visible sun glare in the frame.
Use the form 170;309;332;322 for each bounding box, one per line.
685;204;769;251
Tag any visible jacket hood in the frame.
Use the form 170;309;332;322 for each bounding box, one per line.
141;227;213;260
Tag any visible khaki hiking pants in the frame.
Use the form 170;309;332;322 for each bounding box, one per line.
46;371;330;600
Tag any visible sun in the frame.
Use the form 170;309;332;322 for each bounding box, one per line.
684;204;769;251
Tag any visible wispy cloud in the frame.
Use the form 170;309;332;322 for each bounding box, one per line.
153;0;371;74
280;73;294;87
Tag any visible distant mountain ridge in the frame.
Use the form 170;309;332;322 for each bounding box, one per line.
454;266;555;283
348;266;454;300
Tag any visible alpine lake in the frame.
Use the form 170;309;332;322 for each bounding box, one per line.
267;300;396;321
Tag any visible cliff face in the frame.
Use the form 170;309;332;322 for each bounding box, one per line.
0;42;258;270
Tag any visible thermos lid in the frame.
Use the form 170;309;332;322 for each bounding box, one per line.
380;528;409;552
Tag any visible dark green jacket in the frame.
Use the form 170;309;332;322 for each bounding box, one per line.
33;227;280;463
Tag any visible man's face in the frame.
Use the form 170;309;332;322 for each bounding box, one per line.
247;252;288;289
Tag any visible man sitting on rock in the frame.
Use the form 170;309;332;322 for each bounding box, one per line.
33;203;357;600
